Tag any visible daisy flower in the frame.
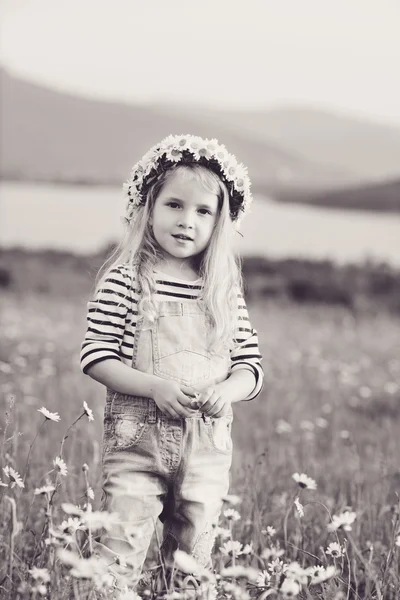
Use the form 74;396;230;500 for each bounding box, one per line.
220;540;243;558
234;178;246;192
284;562;309;585
57;549;110;585
197;146;213;160
263;526;276;537
327;510;357;532
163;134;181;148
214;526;231;539
165;148;183;163
326;541;344;558
83;401;94;422
294;497;304;518
38;407;60;422
60;517;84;534
307;565;337;585
178;136;189;148
29;567;51;584
215;147;229;163
223;508;241;521
189;137;201;150
292;472;317;490
275;419;292;434
261;546;284;561
53;457;68;477
256;570;271;587
299;420;314;432
122;181;131;195
173;549;211;578
61;503;84;517
268;558;287;575
3;465;24;489
205;140;218;155
280;577;301;598
225;164;238;182
242;543;253;555
395;534;400;547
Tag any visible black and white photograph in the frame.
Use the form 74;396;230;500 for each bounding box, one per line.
1;2;400;599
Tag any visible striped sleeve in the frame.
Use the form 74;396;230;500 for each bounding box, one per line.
230;292;264;401
80;264;134;375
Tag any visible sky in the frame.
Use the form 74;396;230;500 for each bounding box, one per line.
1;0;400;125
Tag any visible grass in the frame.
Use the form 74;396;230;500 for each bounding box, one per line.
0;286;399;599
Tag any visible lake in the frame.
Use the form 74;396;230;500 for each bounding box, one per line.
1;181;399;266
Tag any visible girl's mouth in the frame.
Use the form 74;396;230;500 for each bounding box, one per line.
172;234;193;242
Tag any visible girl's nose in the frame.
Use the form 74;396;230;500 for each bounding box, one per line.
178;213;194;228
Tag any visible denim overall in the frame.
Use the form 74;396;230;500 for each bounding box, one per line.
98;298;233;586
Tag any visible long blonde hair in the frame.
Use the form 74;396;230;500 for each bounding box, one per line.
95;164;244;355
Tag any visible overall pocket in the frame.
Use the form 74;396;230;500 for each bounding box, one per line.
205;416;233;455
152;312;212;385
103;414;149;454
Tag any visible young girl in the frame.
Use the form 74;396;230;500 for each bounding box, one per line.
80;134;264;593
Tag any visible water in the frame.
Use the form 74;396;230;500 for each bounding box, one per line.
1;181;399;265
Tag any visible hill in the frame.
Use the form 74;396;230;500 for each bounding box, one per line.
165;104;400;180
294;177;400;212
0;68;352;193
1;68;400;211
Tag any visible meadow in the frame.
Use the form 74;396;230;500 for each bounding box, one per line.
0;257;400;599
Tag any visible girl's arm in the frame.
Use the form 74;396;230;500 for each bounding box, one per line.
86;359;163;399
229;291;264;401
196;294;264;416
80;264;134;375
87;356;197;418
215;368;257;404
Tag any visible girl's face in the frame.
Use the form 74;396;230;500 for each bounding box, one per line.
150;170;219;270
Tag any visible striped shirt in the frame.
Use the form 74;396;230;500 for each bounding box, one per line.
80;264;264;401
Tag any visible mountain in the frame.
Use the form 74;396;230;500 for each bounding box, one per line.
297;177;400;212
1;68;400;212
0;68;352;193
162;104;400;181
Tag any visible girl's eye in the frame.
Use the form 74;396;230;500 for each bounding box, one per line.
166;202;211;215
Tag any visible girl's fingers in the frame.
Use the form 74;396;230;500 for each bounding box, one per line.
174;401;196;418
200;391;220;414
178;391;198;407
208;400;228;418
196;387;214;408
181;385;198;398
166;406;180;419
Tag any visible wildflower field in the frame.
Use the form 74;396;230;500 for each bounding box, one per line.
1;264;400;599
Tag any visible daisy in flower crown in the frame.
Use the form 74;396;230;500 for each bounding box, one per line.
80;134;263;590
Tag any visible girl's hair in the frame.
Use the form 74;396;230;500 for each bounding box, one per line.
95;164;243;355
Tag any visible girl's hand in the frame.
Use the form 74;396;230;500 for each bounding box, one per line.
196;384;232;418
152;379;198;419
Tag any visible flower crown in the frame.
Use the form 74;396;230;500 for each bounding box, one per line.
123;134;252;229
